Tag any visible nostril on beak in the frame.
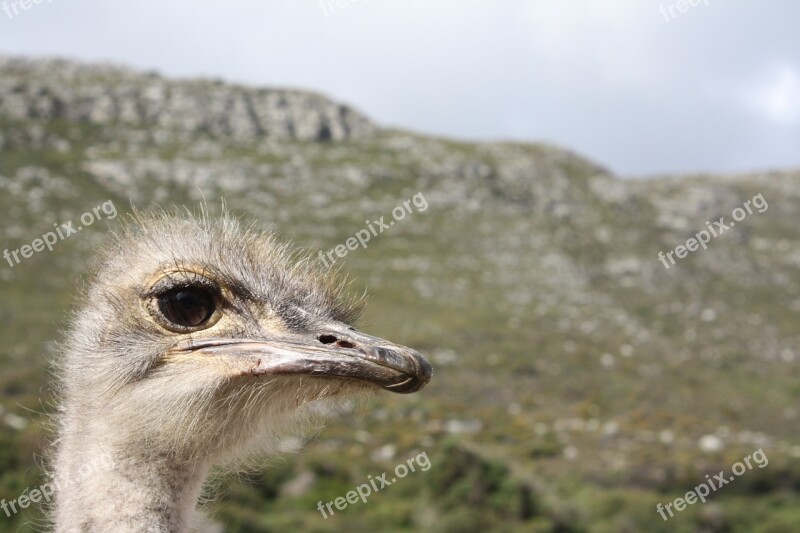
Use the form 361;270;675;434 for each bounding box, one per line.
318;334;356;349
318;335;337;344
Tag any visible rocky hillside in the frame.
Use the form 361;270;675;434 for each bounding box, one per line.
0;56;798;533
0;56;373;142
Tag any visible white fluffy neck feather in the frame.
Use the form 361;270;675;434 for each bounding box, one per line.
54;424;210;533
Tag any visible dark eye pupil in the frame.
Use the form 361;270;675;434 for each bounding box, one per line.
158;288;214;328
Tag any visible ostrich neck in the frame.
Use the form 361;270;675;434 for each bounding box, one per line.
54;426;210;533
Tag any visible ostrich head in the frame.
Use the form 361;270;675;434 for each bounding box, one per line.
53;210;431;531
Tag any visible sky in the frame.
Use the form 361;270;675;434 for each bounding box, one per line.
0;0;798;177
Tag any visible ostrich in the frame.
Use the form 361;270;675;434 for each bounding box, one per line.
51;210;432;532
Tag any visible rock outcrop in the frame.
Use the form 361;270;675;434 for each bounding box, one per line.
0;55;374;142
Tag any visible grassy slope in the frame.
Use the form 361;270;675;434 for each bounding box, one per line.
0;110;798;532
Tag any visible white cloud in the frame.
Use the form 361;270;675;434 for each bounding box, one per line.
742;63;800;125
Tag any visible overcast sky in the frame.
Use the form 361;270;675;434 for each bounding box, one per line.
0;1;798;177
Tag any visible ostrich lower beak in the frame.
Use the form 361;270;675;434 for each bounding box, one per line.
169;328;433;394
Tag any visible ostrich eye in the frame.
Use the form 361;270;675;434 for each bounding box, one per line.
157;288;215;328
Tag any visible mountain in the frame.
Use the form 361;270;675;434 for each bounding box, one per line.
0;55;798;533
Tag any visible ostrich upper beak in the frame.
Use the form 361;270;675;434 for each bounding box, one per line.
169;325;433;394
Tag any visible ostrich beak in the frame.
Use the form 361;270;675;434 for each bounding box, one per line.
169;326;433;394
